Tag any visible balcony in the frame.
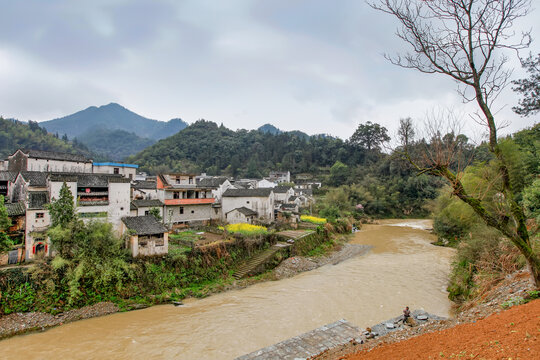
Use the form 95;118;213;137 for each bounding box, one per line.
164;198;215;206
78;191;109;196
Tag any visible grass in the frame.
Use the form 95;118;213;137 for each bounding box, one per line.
169;231;200;243
300;215;327;225
226;223;268;236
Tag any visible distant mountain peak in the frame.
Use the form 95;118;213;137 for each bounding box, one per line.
40;103;188;141
258;123;282;135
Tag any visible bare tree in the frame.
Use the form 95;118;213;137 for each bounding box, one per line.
372;0;539;287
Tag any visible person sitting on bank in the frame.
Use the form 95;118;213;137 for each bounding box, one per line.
403;306;411;321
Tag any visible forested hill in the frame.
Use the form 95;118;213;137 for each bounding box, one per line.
127;120;363;176
39;103;188;140
0;117;93;159
77;128;155;162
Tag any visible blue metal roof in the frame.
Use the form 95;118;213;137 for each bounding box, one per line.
93;162;139;168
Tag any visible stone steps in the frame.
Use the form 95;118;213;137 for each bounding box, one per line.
235;319;362;360
232;242;290;279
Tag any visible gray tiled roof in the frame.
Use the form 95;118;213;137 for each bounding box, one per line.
20;172;49;187
0;171;17;182
28;191;49;209
280;203;297;210
223;188;273;197
132;180;157;190
131;199;164;208
49;174;78;182
122;215;168;236
48;173;128;186
273;186;292;193
228;206;257;216
196;177;228;188
5;202;25;216
23;149;91;163
78;174;126;187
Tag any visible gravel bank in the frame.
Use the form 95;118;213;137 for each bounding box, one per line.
0;302;119;339
274;243;372;279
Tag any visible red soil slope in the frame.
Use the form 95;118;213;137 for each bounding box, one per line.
347;299;540;360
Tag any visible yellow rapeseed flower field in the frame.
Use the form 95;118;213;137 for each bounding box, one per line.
300;215;327;224
226;223;268;235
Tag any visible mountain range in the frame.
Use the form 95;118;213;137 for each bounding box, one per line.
40;103;188;140
37;103;188;161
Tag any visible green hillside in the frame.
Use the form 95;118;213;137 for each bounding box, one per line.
78;128;156;162
0;118;93;159
127;120;358;176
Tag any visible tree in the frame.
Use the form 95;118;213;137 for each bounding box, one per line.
512;53;540;116
373;0;540;287
47;182;77;257
398;118;415;148
0;195;13;252
149;207;162;221
329;161;350;186
349;121;390;151
48;182;76;228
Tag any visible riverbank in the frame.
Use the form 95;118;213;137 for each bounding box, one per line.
312;269;537;359
0;234;367;340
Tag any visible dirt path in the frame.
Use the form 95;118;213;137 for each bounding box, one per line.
345;298;540;359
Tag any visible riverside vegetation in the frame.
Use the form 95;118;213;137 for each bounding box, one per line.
0;187;353;319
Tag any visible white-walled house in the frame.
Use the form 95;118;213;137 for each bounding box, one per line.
257;179;278;188
222;188;275;223
92;162;138;179
225;207;258;224
130;199;164;217
48;174;132;233
7;149;92;173
132;180;158;200
121;215;169;257
25;191;51;260
273;186;295;204
0;171;18;202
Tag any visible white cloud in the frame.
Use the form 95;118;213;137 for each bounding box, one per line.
0;0;537;139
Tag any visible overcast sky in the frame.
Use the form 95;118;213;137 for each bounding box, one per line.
0;0;538;142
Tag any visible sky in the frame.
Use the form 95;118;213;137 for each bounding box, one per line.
0;0;538;143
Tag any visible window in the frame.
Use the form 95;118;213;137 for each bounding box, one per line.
176;177;181;184
191;210;194;214
145;210;149;216
36;212;44;219
179;207;184;214
113;168;119;174
169;210;173;216
173;192;180;199
189;177;193;184
246;201;250;204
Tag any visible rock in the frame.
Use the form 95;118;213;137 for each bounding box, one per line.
173;301;184;306
385;323;395;329
417;315;428;320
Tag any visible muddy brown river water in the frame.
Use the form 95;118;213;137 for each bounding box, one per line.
0;219;454;359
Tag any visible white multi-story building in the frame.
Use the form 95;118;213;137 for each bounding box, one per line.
157;174;216;227
92;162;138;179
7;149;92;173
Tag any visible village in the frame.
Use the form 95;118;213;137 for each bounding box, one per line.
0;148;319;265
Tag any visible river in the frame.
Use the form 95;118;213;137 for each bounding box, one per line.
0;219;454;359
